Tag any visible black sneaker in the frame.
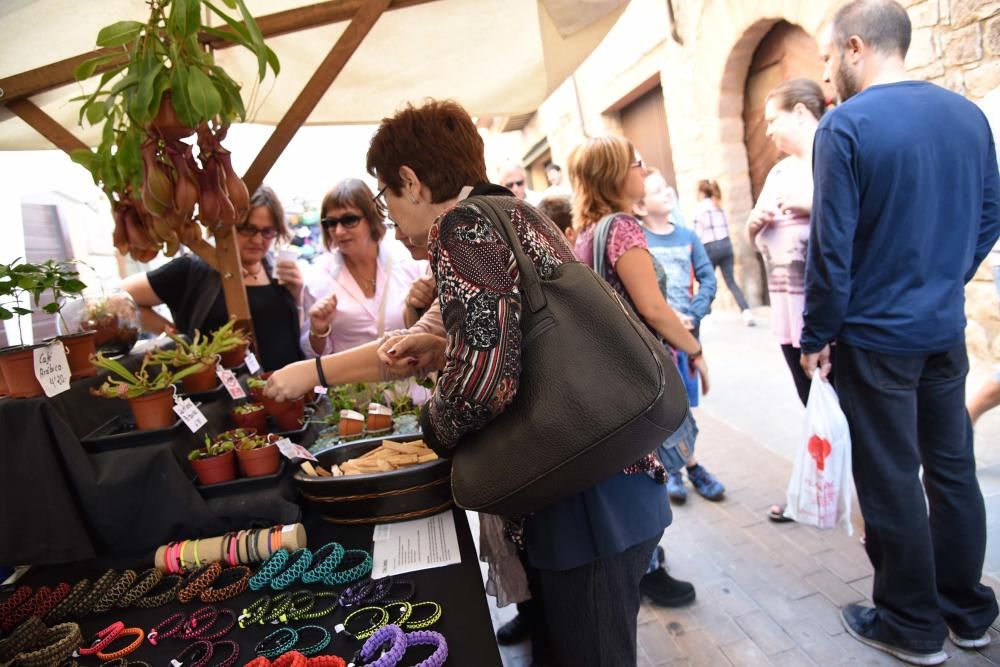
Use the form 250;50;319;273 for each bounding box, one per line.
496;613;531;645
639;568;696;607
840;604;947;665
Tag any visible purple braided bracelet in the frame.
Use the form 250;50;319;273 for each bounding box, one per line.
404;630;448;667
348;624;405;667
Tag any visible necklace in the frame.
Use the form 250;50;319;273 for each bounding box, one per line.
344;258;377;294
243;264;264;280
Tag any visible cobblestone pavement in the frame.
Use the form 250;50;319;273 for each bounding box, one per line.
479;308;1000;666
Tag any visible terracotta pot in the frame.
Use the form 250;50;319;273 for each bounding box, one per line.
181;358;219;394
191;450;237;485
248;371;272;404
0;345;44;399
219;343;248;369
339;409;365;438
237;443;280;478
0;363;7;397
366;403;393;433
127;388;176;431
231;404;267;433
59;331;97;380
273;397;306;432
149;94;196;141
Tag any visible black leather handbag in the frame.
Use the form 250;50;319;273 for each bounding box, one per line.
449;196;689;517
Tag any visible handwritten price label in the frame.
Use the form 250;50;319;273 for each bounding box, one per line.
216;367;246;399
173;398;207;432
33;342;71;397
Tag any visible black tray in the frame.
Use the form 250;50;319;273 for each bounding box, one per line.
81;414;186;452
196;461;288;499
268;406;315;442
178;381;228;404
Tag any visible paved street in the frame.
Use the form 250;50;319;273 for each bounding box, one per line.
479;307;1000;666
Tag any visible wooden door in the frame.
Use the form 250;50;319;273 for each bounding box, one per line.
621;84;676;187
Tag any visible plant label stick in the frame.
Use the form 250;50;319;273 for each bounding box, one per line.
33;341;71;397
216;366;246;399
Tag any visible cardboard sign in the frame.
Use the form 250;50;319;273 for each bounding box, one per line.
33;342;71;397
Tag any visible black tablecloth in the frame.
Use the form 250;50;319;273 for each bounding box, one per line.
3;507;502;667
0;353;299;566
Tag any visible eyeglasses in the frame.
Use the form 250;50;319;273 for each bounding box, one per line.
235;224;279;240
320;214;363;231
373;184;388;208
630;159;645;169
503;179;525;189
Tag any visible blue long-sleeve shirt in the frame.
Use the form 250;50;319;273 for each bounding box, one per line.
802;81;1000;355
644;225;717;324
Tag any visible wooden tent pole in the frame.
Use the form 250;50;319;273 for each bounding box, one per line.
242;0;392;193
5;99;88;153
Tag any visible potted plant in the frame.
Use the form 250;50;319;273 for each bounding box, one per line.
188;433;237;485
27;259;95;380
213;317;251;369
69;0;279;262
0;259;45;398
235;431;281;478
246;375;268;403
231;402;266;433
77;290;141;356
90;352;203;430
271;396;305;432
149;328;225;394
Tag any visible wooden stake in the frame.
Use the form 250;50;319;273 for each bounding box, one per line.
5;99;89;154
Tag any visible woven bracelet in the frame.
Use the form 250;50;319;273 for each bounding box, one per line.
289;592;337;621
323;550;372;587
92;570;137;614
270;549;313;590
350;624;405;667
96;627;144;662
336;606;388;641
132;575;183;609
177;562;223;604
44;579;91;624
72;569;118;618
402;629;448;667
249;550;289;591
13;622;83;667
199;566;251;603
31;583;72;622
0;616;47;662
116;569;163;608
300;543;344;584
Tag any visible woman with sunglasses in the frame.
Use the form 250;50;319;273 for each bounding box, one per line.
121;186;305;370
301;178;427;357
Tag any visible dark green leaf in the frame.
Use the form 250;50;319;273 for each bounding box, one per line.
12;307;32;316
85;100;107;126
109;70;139;97
96;20;144;48
170;66;198;128
220;0;237;8
203;1;253;44
70;149;97;174
185;0;202;37
73;53;120;81
201;26;253;51
187;67;222;120
232;0;268;79
61;279;87;293
0;306;11;320
264;45;280;76
43;303;61;314
132;62;163;123
149;70;172;121
167;0;186;38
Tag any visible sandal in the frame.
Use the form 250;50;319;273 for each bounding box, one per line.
767;504;794;523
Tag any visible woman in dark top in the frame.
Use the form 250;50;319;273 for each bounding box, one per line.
121;186;305;371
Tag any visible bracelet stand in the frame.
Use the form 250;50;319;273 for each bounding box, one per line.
153;524;307;572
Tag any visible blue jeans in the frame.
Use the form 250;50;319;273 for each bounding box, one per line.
646;411;699;573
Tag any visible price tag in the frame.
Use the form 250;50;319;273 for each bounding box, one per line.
245;352;261;374
33;342;71;397
216;366;246;399
275;437;318;462
173;398;207;432
313;385;328;395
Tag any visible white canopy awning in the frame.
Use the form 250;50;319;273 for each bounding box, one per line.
0;0;628;150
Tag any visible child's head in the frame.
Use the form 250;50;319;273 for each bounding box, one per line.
537;195;576;245
697;179;722;205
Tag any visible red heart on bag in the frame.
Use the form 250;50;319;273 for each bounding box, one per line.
808;435;832;471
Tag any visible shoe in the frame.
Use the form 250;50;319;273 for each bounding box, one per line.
767;504;794;523
654;544;666;570
666;471;687;503
640;568;696;607
840;604;947;665
496;613;530;645
949;628;991;648
742;309;756;326
687;464;725;501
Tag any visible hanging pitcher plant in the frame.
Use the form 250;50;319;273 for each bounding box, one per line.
70;0;279;261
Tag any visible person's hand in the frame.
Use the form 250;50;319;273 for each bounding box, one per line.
690;353;710;396
678;313;695;331
747;207;776;238
275;260;304;303
801;344;832;380
775;194;811;217
377;333;447;375
309;294;338;335
264;360;316;402
406;275;437;312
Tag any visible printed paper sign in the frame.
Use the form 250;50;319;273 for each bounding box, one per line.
245;352;261;374
173;398;207;432
33;342;71;397
275;437;318;462
372;511;461;577
216;367;246;399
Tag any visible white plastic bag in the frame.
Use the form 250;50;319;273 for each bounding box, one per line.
785;370;853;534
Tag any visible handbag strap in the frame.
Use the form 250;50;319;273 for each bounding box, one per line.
592;213;619;280
463;196;546;314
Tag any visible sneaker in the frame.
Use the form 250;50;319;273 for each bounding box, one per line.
949;628;991;648
840;604;947;665
742;309;756;326
640;568;696;607
496;613;530;645
666;471;687;503
687;464;725;501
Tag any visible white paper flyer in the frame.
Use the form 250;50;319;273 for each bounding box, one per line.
371;511;461;578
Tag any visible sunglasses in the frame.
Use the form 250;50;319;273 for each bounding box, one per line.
235;224;279;240
321;214;363;230
503;179;525;189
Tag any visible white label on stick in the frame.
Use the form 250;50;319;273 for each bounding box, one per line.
313;385;328;395
275;437;318;462
245;352;261;374
216;366;246;399
173;398;207;432
34;342;72;397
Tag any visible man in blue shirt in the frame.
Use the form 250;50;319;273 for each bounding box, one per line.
802;1;1000;663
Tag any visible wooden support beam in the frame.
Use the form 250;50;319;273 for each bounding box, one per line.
242;0;392;193
0;0;436;106
189;229;255;350
5;99;89;154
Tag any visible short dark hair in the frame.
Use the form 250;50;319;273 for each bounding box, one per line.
320;178;386;251
831;0;911;57
250;185;290;243
765;78;828;121
545;164;562;174
536;195;572;233
366;99;488;203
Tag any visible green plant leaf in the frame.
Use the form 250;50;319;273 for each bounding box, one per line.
73;53;120;81
184;0;202;38
96;21;144;48
265;45;280;76
132;62;163;123
201;26;253;51
169;66;196;128
232;0;268;79
70;148;97;173
61;279;87;293
12;307;32;315
220;0;237;9
42;303;61;314
0;306;11;320
187;67;222;120
84;100;107;126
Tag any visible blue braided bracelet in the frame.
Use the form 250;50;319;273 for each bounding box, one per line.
323;549;372;587
249;550;289;591
300;542;344;584
270;548;313;590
